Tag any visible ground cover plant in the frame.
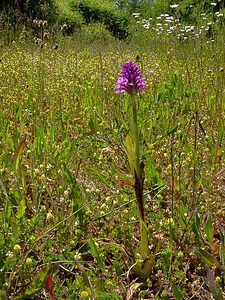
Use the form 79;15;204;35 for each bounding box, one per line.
0;2;225;299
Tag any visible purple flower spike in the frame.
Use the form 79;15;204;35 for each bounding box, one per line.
116;61;146;96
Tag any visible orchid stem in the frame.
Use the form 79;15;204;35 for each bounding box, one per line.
131;96;148;259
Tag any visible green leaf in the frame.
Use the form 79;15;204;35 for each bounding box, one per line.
91;168;110;187
88;114;97;133
1;178;11;226
73;256;93;297
162;248;172;275
205;213;214;244
172;283;182;300
63;165;84;226
179;203;186;231
0;177;9;199
205;265;223;300
195;248;221;268
220;230;225;265
63;165;74;187
88;237;104;270
16;198;26;219
3;199;11;230
24;267;50;297
166;124;178;136
192;213;201;241
14;136;27;172
125;133;136;176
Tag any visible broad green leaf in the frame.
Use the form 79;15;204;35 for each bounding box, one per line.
179;203;186;231
195;248;221;268
140;240;158;278
16;198;26;219
172;283;182;300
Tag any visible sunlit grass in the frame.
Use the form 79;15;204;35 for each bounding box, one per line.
0;31;224;299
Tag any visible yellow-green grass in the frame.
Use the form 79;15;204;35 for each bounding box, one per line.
0;34;224;299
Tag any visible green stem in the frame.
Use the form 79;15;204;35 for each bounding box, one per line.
131;99;141;179
140;220;148;259
131;96;148;259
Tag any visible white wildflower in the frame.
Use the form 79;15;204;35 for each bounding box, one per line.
143;24;150;29
170;4;178;9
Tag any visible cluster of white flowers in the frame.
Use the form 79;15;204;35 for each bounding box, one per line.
132;3;224;40
132;12;140;18
215;11;223;17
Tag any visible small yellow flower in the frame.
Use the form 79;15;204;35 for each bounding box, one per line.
80;290;89;299
167;164;172;170
177;251;184;258
25;257;33;265
13;244;21;252
168;218;175;227
46;212;54;222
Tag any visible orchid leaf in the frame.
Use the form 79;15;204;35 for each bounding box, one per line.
205;213;214;244
15;136;27;172
195;248;221;268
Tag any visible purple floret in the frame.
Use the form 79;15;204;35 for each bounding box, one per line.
116;61;146;96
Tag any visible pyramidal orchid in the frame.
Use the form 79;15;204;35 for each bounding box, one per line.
116;61;146;96
116;61;148;261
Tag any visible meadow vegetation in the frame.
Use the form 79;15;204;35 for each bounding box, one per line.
0;0;225;299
